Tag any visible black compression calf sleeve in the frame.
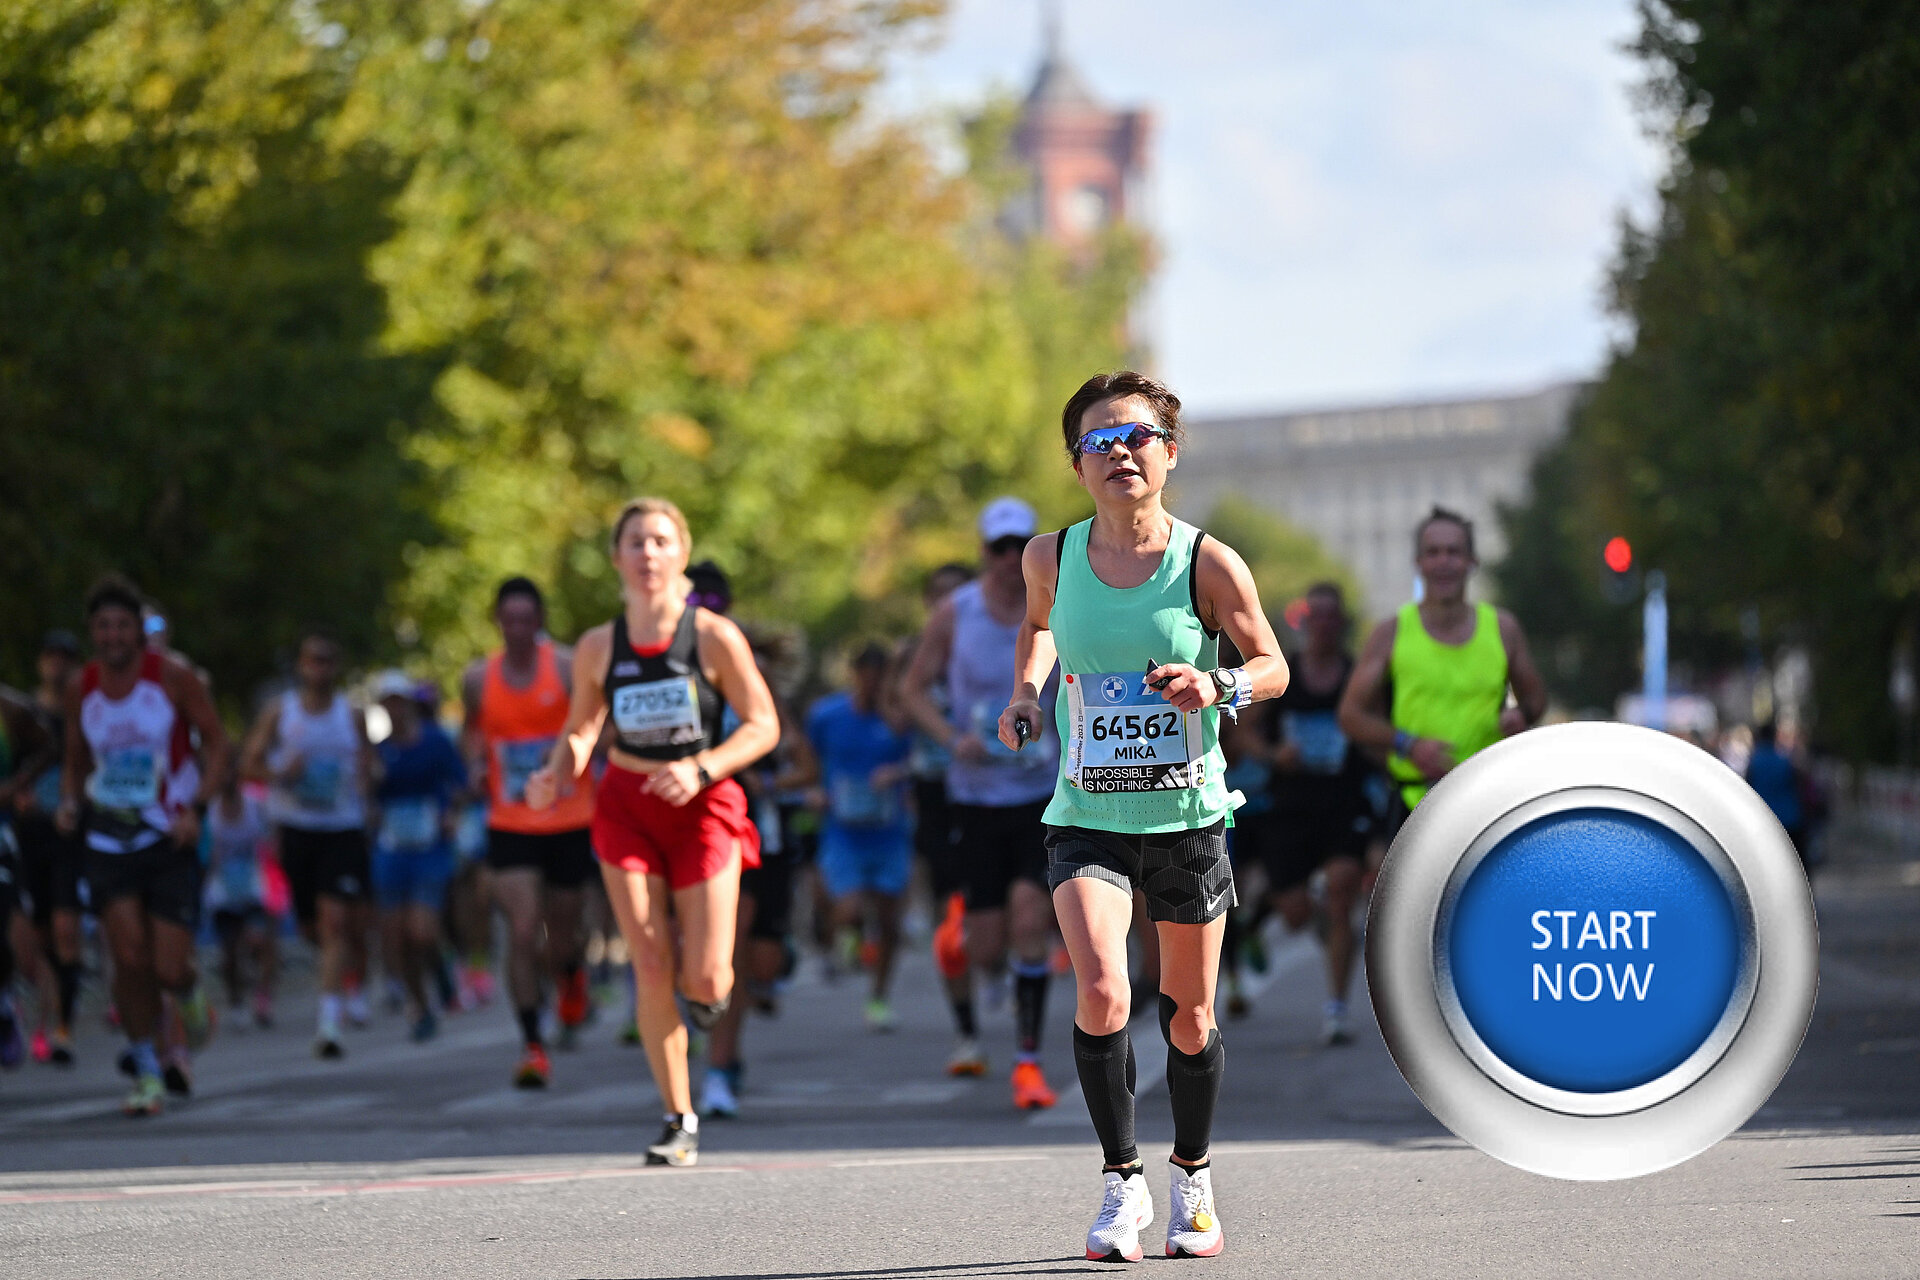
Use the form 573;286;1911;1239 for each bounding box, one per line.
56;961;81;1028
951;997;977;1038
1013;959;1049;1056
1167;1027;1225;1164
1221;908;1243;975
1073;1025;1138;1169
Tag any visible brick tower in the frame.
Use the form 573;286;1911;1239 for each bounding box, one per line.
1009;7;1152;247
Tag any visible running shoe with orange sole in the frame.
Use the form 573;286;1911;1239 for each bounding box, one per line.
1011;1059;1056;1110
933;892;969;980
513;1044;551;1089
557;967;590;1030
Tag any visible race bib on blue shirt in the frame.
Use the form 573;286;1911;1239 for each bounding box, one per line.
1284;710;1348;775
829;773;899;828
380;797;441;851
495;737;555;804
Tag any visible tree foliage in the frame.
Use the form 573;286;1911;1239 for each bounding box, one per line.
1;0;1148;697
1495;0;1920;756
0;0;438;696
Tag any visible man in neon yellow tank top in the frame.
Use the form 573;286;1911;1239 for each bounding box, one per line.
1002;371;1289;1262
1338;507;1547;815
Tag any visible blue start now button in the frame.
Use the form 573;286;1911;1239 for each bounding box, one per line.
1445;808;1743;1094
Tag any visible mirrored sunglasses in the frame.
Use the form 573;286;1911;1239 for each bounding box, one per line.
1076;422;1172;456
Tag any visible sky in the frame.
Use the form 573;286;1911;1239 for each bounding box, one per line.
886;0;1668;416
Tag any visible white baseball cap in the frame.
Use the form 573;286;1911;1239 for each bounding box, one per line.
979;496;1037;543
370;669;415;702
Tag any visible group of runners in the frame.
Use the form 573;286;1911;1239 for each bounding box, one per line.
0;369;1551;1260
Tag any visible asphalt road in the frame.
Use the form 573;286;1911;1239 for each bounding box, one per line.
4;853;1919;1278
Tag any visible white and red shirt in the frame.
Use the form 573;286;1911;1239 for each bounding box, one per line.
79;652;198;853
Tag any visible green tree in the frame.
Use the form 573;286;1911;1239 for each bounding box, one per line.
0;0;438;697
1495;0;1920;755
331;5;1146;668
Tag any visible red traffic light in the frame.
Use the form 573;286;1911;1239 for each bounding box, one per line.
1603;536;1633;574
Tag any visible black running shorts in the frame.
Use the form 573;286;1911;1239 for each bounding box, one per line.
486;826;597;889
741;848;794;942
1046;820;1235;925
14;810;83;927
952;799;1049;912
85;839;203;930
913;777;966;900
278;826;371;924
1260;805;1371;894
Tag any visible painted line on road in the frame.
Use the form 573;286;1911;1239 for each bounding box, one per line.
0;1150;1058;1206
1030;923;1320;1128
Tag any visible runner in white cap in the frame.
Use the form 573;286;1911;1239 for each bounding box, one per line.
902;496;1062;1108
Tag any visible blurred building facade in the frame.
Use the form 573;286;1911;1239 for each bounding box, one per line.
1174;383;1582;620
1006;23;1150;247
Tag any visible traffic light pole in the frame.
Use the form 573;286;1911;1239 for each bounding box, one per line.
1644;570;1668;732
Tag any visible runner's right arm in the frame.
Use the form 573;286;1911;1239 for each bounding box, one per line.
0;694;51;809
459;659;488;798
999;532;1062;750
1338;617;1450;780
525;625;610;810
899;600;954;743
239;700;286;785
55;677;88;835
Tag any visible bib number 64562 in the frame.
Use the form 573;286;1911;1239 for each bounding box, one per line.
1089;710;1179;743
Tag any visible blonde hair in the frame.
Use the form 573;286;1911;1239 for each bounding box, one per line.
610;496;692;555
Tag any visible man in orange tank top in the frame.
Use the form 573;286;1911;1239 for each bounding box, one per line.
462;578;597;1088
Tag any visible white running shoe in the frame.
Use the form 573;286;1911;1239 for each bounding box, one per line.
1085;1169;1153;1263
946;1036;987;1077
1165;1163;1224;1258
700;1068;739;1119
1320;1010;1353;1048
344;991;371;1029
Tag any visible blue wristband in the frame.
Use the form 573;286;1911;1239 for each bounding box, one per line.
1393;729;1416;756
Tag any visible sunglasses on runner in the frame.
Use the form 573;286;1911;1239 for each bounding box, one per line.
987;535;1031;556
1076;422;1173;456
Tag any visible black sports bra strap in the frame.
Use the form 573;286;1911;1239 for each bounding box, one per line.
606;615;628;690
1187;529;1218;639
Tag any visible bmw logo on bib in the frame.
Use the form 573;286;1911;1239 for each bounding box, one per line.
1366;722;1817;1181
1100;675;1128;704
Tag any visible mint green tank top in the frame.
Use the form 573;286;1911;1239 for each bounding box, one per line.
1042;516;1231;834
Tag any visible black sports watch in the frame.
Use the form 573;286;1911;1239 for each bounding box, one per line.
1208;667;1243;719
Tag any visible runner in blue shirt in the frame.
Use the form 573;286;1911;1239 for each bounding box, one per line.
370;671;469;1041
807;644;913;1030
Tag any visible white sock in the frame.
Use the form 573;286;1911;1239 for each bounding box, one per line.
1324;998;1346;1019
319;994;343;1035
673;1112;699;1136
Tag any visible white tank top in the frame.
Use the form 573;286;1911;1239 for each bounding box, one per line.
268;690;365;830
205;791;270;908
944;581;1058;807
79;652;197;854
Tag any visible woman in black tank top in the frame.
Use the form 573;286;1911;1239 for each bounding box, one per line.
525;497;779;1167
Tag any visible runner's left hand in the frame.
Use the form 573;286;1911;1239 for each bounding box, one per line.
643;759;704;808
1145;663;1216;713
170;806;201;850
1498;707;1529;737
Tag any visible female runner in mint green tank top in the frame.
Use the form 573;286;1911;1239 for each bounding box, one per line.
998;371;1289;1263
